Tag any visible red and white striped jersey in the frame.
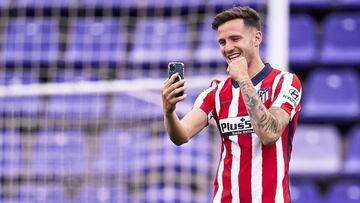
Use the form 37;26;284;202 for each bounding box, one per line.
193;64;302;203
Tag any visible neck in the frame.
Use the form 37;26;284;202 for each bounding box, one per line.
248;56;265;79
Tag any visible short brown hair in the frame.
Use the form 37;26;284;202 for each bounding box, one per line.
211;7;262;31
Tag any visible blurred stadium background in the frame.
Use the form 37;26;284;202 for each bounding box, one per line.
0;0;359;202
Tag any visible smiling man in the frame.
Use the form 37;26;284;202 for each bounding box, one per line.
162;6;302;203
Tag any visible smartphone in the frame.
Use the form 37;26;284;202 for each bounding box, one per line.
168;62;185;97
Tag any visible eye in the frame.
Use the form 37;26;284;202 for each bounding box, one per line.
218;40;225;47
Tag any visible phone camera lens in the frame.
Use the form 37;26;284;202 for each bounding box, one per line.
169;64;175;71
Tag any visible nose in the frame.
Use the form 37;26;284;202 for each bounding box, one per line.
223;41;235;54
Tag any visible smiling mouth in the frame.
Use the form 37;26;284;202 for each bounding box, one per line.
227;53;242;61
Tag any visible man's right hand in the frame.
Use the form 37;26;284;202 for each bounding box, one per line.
162;73;187;115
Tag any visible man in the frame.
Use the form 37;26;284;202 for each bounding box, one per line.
162;6;302;203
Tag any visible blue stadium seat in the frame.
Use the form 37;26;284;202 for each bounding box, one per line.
17;0;73;8
15;184;66;203
47;94;106;119
65;18;126;64
92;129;150;176
0;131;22;177
344;125;360;175
208;0;266;8
0;0;10;7
129;17;192;64
194;17;224;64
290;125;342;176
73;184;130;203
30;130;86;176
110;92;163;120
339;0;360;7
325;180;360;203
290;0;332;7
2;18;60;65
78;0;139;7
0;72;43;115
320;13;360;65
289;14;316;65
301;69;360;121
290;181;323;203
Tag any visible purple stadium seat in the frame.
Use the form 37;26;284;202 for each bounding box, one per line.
2;18;59;65
290;0;332;7
129;17;192;64
78;0;139;7
0;131;22;177
339;0;360;7
290;125;342;176
15;184;66;203
289;14;316;65
325;180;360;203
344;125;360;174
145;0;204;7
0;0;10;7
208;0;266;7
290;182;323;203
320;13;360;65
110;92;163;120
65;18;126;64
301;69;360;121
17;0;73;7
194;16;225;64
74;184;129;203
30;130;86;176
0;72;43;115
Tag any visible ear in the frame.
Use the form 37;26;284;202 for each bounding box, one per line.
254;31;262;47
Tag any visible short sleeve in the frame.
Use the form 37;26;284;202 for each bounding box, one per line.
271;73;302;120
193;80;219;122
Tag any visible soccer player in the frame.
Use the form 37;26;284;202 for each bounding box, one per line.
162;6;302;203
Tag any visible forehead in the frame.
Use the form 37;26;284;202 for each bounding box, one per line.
216;19;251;38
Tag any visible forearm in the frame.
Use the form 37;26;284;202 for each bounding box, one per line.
237;77;282;145
164;111;190;146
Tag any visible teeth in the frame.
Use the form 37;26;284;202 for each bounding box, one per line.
228;54;241;60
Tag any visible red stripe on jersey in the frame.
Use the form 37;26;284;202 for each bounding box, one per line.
239;134;252;203
261;145;277;203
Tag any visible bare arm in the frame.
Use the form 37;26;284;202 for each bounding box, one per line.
162;73;208;145
238;78;290;145
227;57;289;145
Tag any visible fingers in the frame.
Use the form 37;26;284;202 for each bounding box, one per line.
163;78;186;98
164;73;180;88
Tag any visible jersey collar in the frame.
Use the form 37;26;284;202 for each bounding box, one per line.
232;63;273;88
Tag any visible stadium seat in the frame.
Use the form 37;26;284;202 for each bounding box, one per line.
0;131;22;176
290;0;332;7
290;181;323;203
15;183;66;203
92;128;150;176
78;0;140;7
339;0;360;7
65;18;126;64
17;0;73;8
145;0;205;8
30;130;86;176
290;125;342;176
73;184;129;203
2;18;60;66
344;125;360;175
194;16;224;64
0;0;10;7
301;69;360;121
208;0;266;8
110;92;163;120
289;14;316;65
0;72;43;115
128;17;192;64
320;13;360;65
325;180;360;203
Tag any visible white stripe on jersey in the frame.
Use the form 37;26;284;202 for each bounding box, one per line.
272;74;297;119
275;138;285;203
271;72;287;101
229;85;240;203
251;133;263;203
213;143;227;203
215;81;226;118
194;82;217;121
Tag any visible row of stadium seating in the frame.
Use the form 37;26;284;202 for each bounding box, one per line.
0;12;359;66
1;68;359;121
0;125;359;202
0;180;359;203
0;0;359;9
1;124;359;177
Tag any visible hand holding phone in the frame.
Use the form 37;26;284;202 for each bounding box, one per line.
168;62;185;97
